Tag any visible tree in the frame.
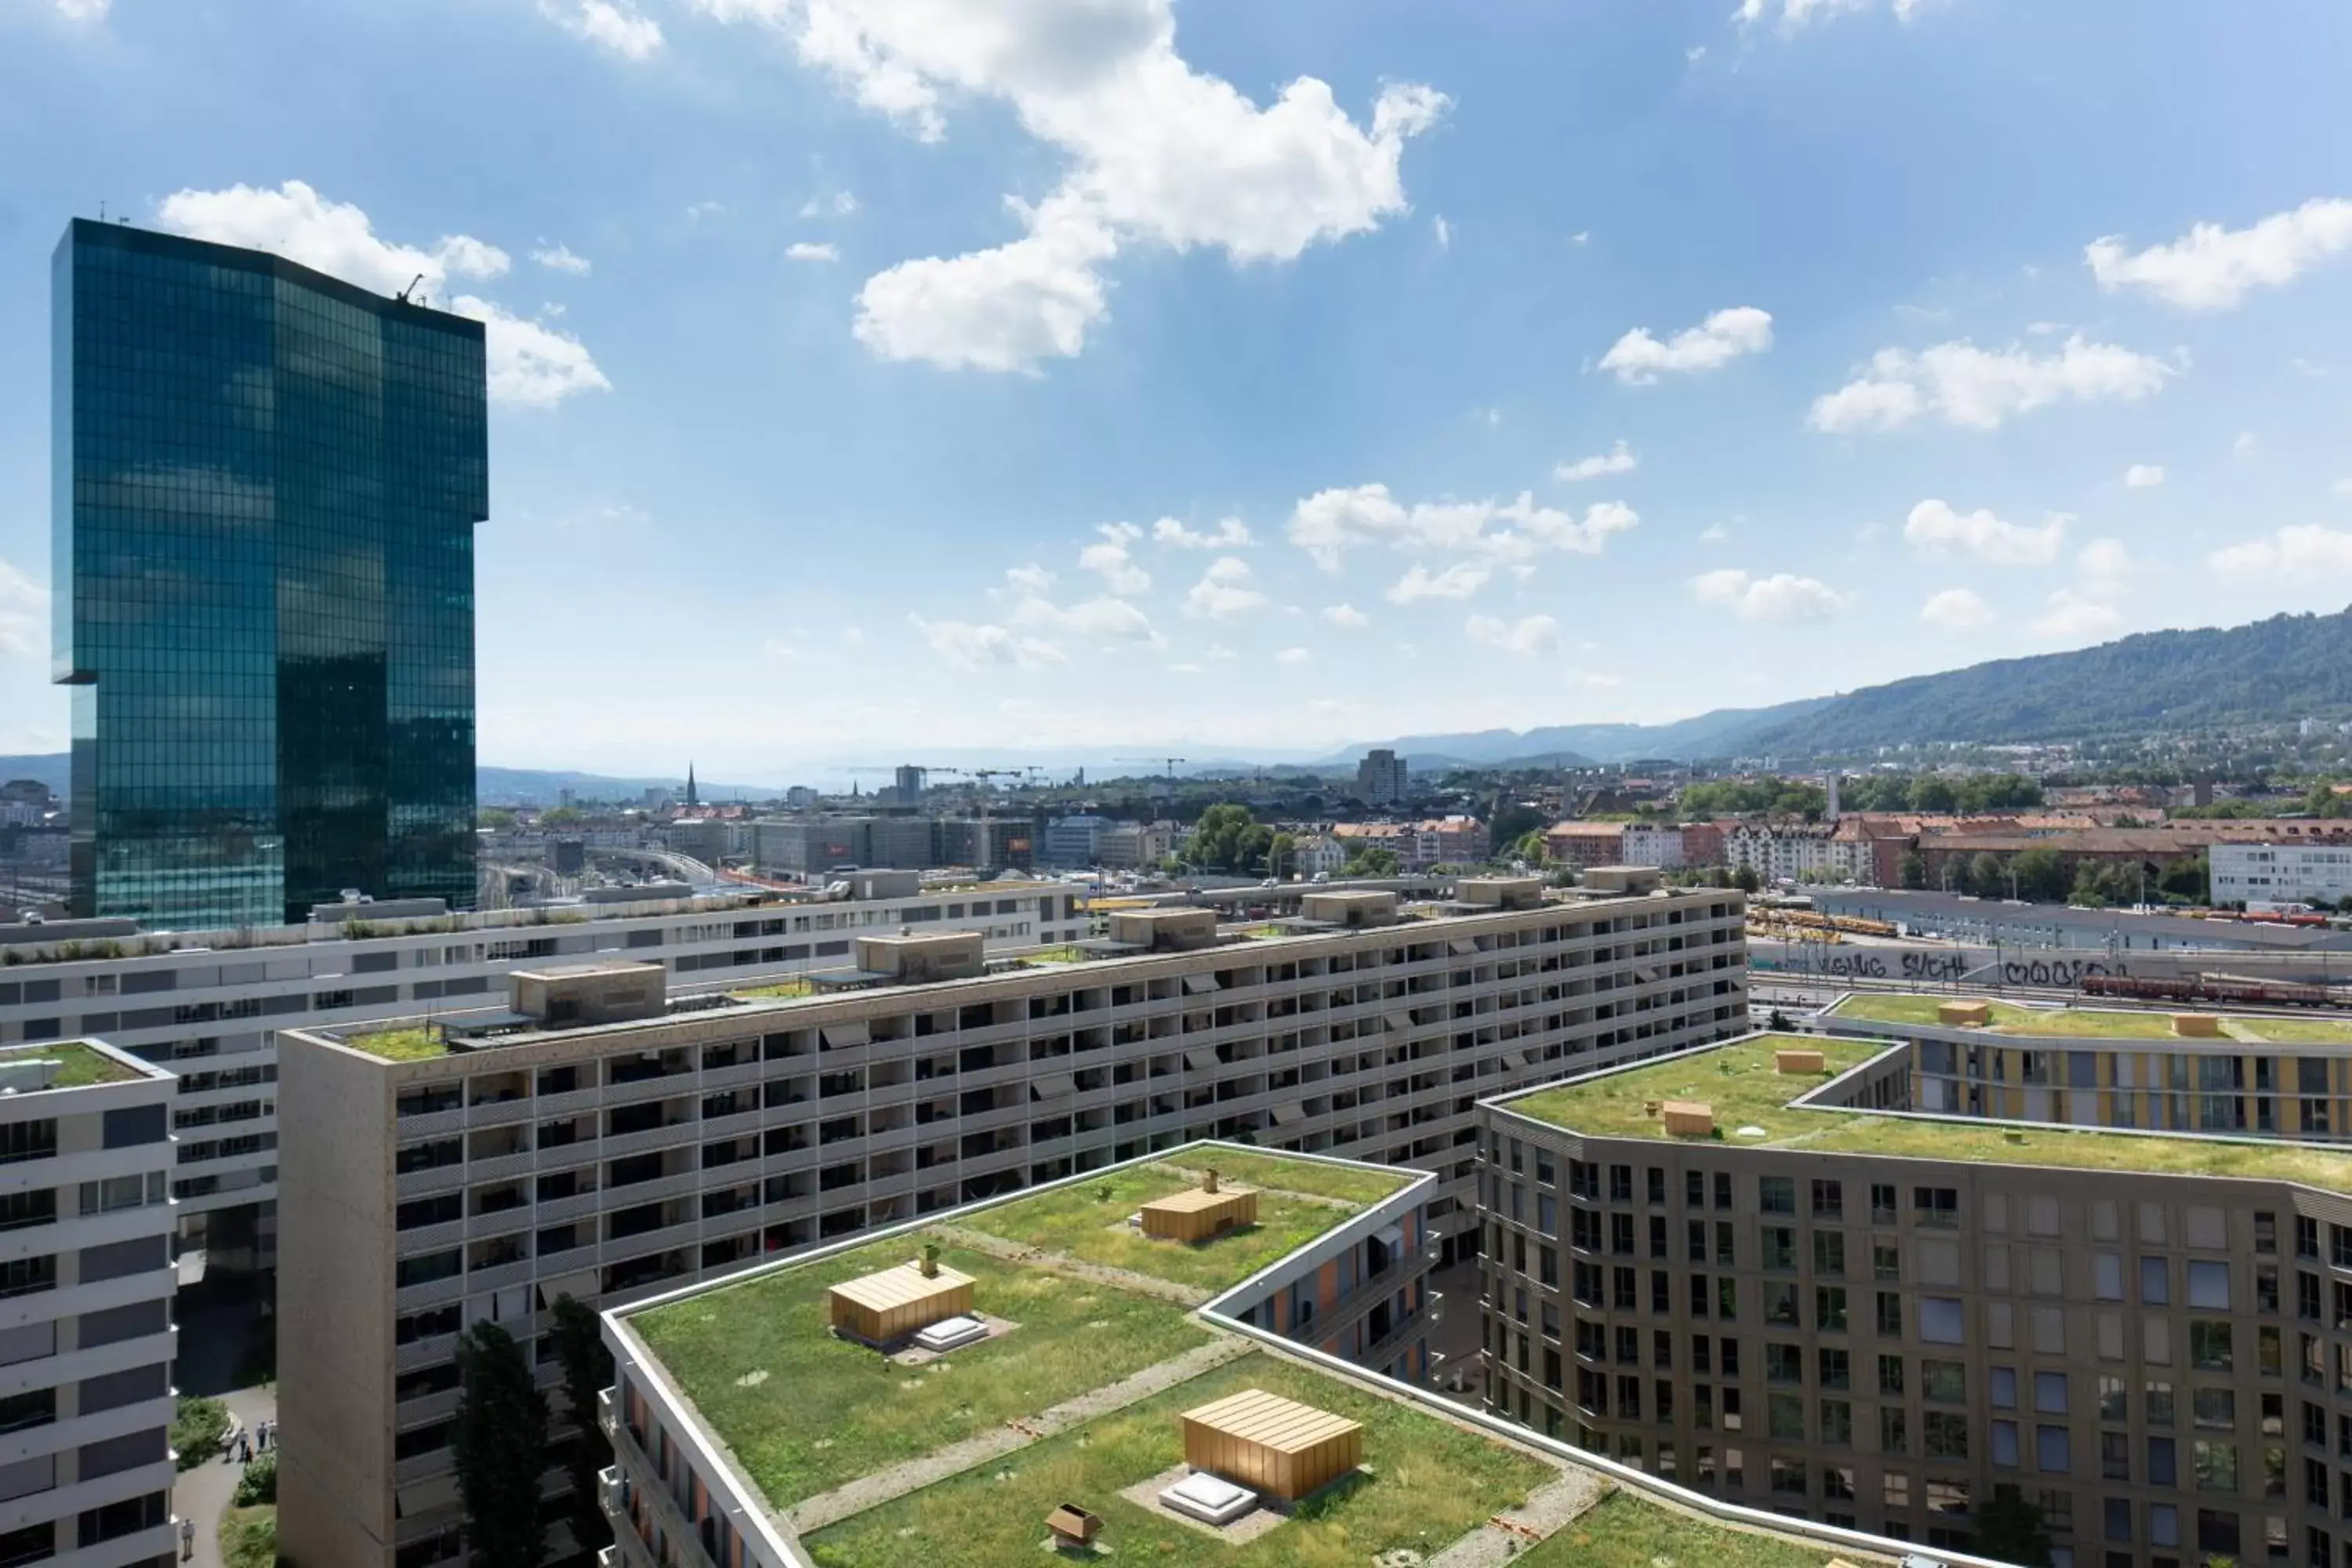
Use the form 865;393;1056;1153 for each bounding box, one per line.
1974;1491;2053;1568
1968;851;2006;898
2011;846;2071;903
2159;855;2209;903
1265;831;1298;880
1341;847;1402;878
1489;800;1543;848
478;808;517;832
1733;864;1761;895
1187;804;1258;872
550;1294;615;1555
539;804;585;826
171;1396;230;1470
1896;851;1927;890
452;1321;550;1568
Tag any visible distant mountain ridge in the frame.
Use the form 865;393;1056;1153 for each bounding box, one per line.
1326;608;2352;766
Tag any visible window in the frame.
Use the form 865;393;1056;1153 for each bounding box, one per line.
2103;1431;2132;1481
1926;1412;1971;1459
1765;1282;1798;1326
1920;1297;1965;1344
1994;1419;2021;1468
2150;1436;2178;1486
1915;1187;1958;1227
2096;1253;2125;1301
1760;1177;1794;1215
1813;1180;1843;1219
1767;1343;1804;1383
2040;1426;2074;1473
1875;1241;1902;1281
2038;1372;2071;1414
1880;1354;1907;1396
2143;1257;2172;1305
1924;1360;1967;1402
1882;1406;1909;1454
1822;1399;1853;1446
2148;1380;2176;1426
1763;1227;1796;1271
1818;1287;1849;1332
1820;1348;1850;1390
2190;1261;2234;1311
1886;1468;1912;1509
2197;1441;2241;1493
2101;1377;2128;1422
2194;1321;2237;1373
2196;1388;2238;1431
1878;1291;1904;1336
1815;1230;1846;1277
1770;1455;1808;1495
1872;1184;1899;1225
1991;1367;2018;1408
1769;1392;1806;1439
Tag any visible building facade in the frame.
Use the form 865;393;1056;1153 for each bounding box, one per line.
2212;844;2352;911
275;880;1748;1566
1358;750;1410;808
0;884;1091;1270
1622;826;1689;871
0;1040;182;1568
53;220;487;931
1480;1033;2352;1568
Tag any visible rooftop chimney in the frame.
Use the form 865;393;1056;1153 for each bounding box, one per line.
920;1243;940;1279
1203;1168;1220;1194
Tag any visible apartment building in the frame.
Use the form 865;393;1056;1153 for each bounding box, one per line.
1817;993;2352;1140
1358;748;1410;808
0;884;1089;1270
0;1040;182;1568
2213;844;2352;911
1547;822;1628;871
1479;1028;2352;1568
276;877;1748;1566
1622;825;1690;871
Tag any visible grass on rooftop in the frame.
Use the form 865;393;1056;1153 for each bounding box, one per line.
1156;1149;1410;1207
0;1041;143;1088
631;1235;1212;1510
732;977;816;1000
1014;946;1091;967
1505;1035;2352;1192
1513;1490;1874;1568
342;1025;451;1062
1831;993;2352;1042
954;1156;1403;1294
803;1350;1558;1568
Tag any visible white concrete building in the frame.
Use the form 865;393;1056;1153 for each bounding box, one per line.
1294;835;1348;877
1356;750;1409;808
1617;824;1686;870
2211;840;2352;908
274;878;1749;1566
1721;824;1871;885
0;1040;181;1568
0;885;1091;1272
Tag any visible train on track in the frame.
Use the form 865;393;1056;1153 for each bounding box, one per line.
2082;972;2352;1010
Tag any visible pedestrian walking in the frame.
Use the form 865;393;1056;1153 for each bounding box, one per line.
237;1432;252;1465
179;1516;194;1561
256;1420;269;1453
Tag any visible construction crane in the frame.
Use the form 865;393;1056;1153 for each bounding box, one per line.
1115;756;1188;780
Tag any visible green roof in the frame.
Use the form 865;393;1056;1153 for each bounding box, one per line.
339;1025;452;1062
622;1144;1881;1568
1500;1033;2352;1191
0;1041;145;1088
628;1152;1408;1512
1830;991;2352;1043
1512;1490;1883;1568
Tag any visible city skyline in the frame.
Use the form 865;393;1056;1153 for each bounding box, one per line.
3;2;2352;775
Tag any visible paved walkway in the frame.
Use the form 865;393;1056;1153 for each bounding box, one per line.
787;1338;1252;1532
927;1224;1212;1305
1424;1468;1609;1568
173;1385;277;1568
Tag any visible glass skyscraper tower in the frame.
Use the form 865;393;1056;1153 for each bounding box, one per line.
53;219;487;928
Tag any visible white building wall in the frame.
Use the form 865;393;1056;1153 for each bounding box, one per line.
2211;841;2352;907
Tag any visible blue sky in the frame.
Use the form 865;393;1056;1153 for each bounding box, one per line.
3;0;2352;779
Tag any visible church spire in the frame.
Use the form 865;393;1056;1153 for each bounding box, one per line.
686;760;698;808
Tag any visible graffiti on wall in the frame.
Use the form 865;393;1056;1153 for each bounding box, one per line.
1751;941;2132;988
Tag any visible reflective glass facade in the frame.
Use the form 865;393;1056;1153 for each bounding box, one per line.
53;220;487;928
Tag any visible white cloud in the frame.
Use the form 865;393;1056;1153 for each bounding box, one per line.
1320;603;1369;628
1465;612;1561;656
1737;0;1928;28
451;297;615;408
532;241;592;274
912;615;1065;670
1287;485;1637;571
1902;499;2068;565
2234;430;2259;458
786;241;840;262
1919;587;1995;630
1385;562;1493;604
1598;307;1772;383
2123;463;2165;489
800;191;859;218
686;201;728;220
1007;593;1157;643
1432;216;1451;249
53;0;109;18
2209;524;2352;578
155;180;609;408
712;1;1446;371
1004;563;1055;593
1569;230;1590;245
1689;568;1851;622
852;192;1116;372
2031;587;2122;641
2086;198;2352;311
0;557;49;658
1182;556;1265;619
2333;479;2352;499
1079;525;1151;594
1697;522;1730;545
1554;440;1639;482
1807;333;2173;432
539;0;664;59
1152;517;1253;550
1276;646;1311;665
2078;537;2134;590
